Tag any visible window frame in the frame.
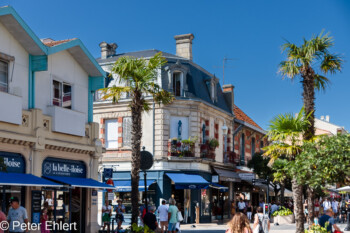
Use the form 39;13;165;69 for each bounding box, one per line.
105;119;119;149
0;59;9;93
172;71;183;97
52;79;72;109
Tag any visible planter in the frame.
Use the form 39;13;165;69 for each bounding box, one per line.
276;214;295;224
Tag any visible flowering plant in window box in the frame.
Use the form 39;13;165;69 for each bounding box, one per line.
209;138;219;149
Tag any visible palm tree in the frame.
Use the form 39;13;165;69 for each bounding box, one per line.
279;31;343;222
264;108;310;233
100;52;173;227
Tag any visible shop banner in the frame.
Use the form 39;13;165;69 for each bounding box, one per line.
0;152;25;173
31;190;41;224
42;157;86;178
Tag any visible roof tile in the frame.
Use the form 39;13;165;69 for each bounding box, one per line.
234;106;263;130
43;38;77;47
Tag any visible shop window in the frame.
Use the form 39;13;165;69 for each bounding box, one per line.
251;137;255;156
172;72;182;96
240;133;245;165
201;189;210;217
53;80;72;109
105;119;118;149
0;60;8;92
123;117;132;148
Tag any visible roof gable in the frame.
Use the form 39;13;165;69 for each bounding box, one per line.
234;106;263;130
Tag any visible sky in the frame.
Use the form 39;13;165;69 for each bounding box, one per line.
2;0;350;130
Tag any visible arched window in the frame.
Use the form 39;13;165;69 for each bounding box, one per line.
240;133;245;165
251;137;255;156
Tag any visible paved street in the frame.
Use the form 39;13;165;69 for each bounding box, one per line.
180;223;350;233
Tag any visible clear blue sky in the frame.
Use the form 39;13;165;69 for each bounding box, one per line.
3;0;350;130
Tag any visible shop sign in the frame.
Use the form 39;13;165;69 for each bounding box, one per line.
238;173;255;181
42;158;86;178
212;175;219;183
107;192;114;201
0;152;25;173
31;191;41;224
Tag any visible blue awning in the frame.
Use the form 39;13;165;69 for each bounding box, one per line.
114;180;156;192
209;183;229;192
0;172;62;187
165;173;209;190
43;176;114;189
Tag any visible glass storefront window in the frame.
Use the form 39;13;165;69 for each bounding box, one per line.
200;189;210;216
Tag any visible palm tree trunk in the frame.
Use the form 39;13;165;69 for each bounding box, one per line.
130;90;143;227
307;186;315;224
292;178;304;233
280;182;285;205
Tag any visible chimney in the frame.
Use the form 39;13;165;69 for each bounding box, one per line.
222;84;234;114
174;34;194;60
325;115;330;122
320;116;325;121
99;42;118;59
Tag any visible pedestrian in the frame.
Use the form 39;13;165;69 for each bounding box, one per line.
231;200;236;216
304;200;309;223
157;200;169;233
319;209;342;233
115;199;125;231
314;199;320;217
143;205;161;233
259;200;265;209
340;200;347;223
101;200;112;233
40;208;50;233
238;199;246;213
140;198;150;225
253;206;270;233
323;198;332;212
246;202;253;222
270;201;279;215
0;209;6;233
226;212;252;233
332;199;339;222
167;198;179;233
176;203;183;233
7;196;28;233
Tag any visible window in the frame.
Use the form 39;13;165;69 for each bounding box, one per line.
260;140;264;151
53;80;72;109
251;137;255;156
123;117;132;148
172;72;181;96
240;133;245;165
0;60;8;92
105;119;118;149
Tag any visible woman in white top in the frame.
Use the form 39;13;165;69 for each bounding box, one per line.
253;206;270;233
102;200;112;232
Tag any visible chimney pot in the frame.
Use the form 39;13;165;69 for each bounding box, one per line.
99;42;118;59
325;115;330;122
320;116;325;121
174;33;194;60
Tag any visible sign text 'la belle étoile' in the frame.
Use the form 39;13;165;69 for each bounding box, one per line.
43;158;86;178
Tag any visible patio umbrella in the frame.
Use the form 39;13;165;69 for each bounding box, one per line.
337;186;350;192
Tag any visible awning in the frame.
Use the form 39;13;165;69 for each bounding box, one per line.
166;173;209;189
213;168;241;182
43;176;114;189
0;172;62;187
337;186;350;192
114;180;156;192
209;183;229;192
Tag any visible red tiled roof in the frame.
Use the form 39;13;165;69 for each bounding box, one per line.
43;38;77;47
234;106;263;130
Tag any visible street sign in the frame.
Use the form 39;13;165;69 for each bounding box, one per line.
104;168;113;179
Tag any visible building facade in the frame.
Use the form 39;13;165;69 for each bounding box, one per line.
94;34;244;223
0;6;106;233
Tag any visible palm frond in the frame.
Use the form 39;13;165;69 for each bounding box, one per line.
320;53;343;74
100;86;131;103
279;60;300;79
314;74;330;91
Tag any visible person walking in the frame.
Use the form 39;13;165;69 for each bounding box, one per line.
319;209;343;233
253;206;270;233
40;208;50;233
332;199;339;223
323;198;332;212
315;199;320;217
157;200;169;233
7;197;28;233
226;212;252;233
143;206;161;233
238;199;246;214
115;199;125;231
101;200;112;233
0;209;6;233
246;202;253;222
167;198;179;233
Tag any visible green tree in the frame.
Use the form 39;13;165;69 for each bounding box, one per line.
271;158;290;205
264;108;309;233
101;52;173;227
279;31;343;222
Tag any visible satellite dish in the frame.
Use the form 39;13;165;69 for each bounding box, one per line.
140;149;154;171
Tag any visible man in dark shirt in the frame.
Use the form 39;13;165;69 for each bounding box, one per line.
319;209;342;233
143;205;160;232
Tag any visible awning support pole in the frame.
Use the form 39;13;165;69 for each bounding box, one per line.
144;172;148;213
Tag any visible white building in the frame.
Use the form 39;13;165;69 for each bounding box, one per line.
315;115;347;135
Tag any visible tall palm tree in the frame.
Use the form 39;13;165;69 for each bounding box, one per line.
279;31;343;222
101;52;173;227
264;108;310;233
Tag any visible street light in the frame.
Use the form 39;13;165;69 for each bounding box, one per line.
222;123;228;163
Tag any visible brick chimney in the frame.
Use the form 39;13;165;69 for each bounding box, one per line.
99;42;118;59
222;84;234;113
174;34;194;60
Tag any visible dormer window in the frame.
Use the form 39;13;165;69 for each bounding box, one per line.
0;60;8;92
206;76;219;103
172;72;182;96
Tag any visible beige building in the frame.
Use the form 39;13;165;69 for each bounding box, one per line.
0;6;106;233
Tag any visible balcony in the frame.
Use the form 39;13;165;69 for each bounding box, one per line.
47;105;86;136
167;138;195;157
0;91;22;125
200;143;216;160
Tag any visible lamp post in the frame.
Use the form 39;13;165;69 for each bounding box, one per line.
222;123;228;163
